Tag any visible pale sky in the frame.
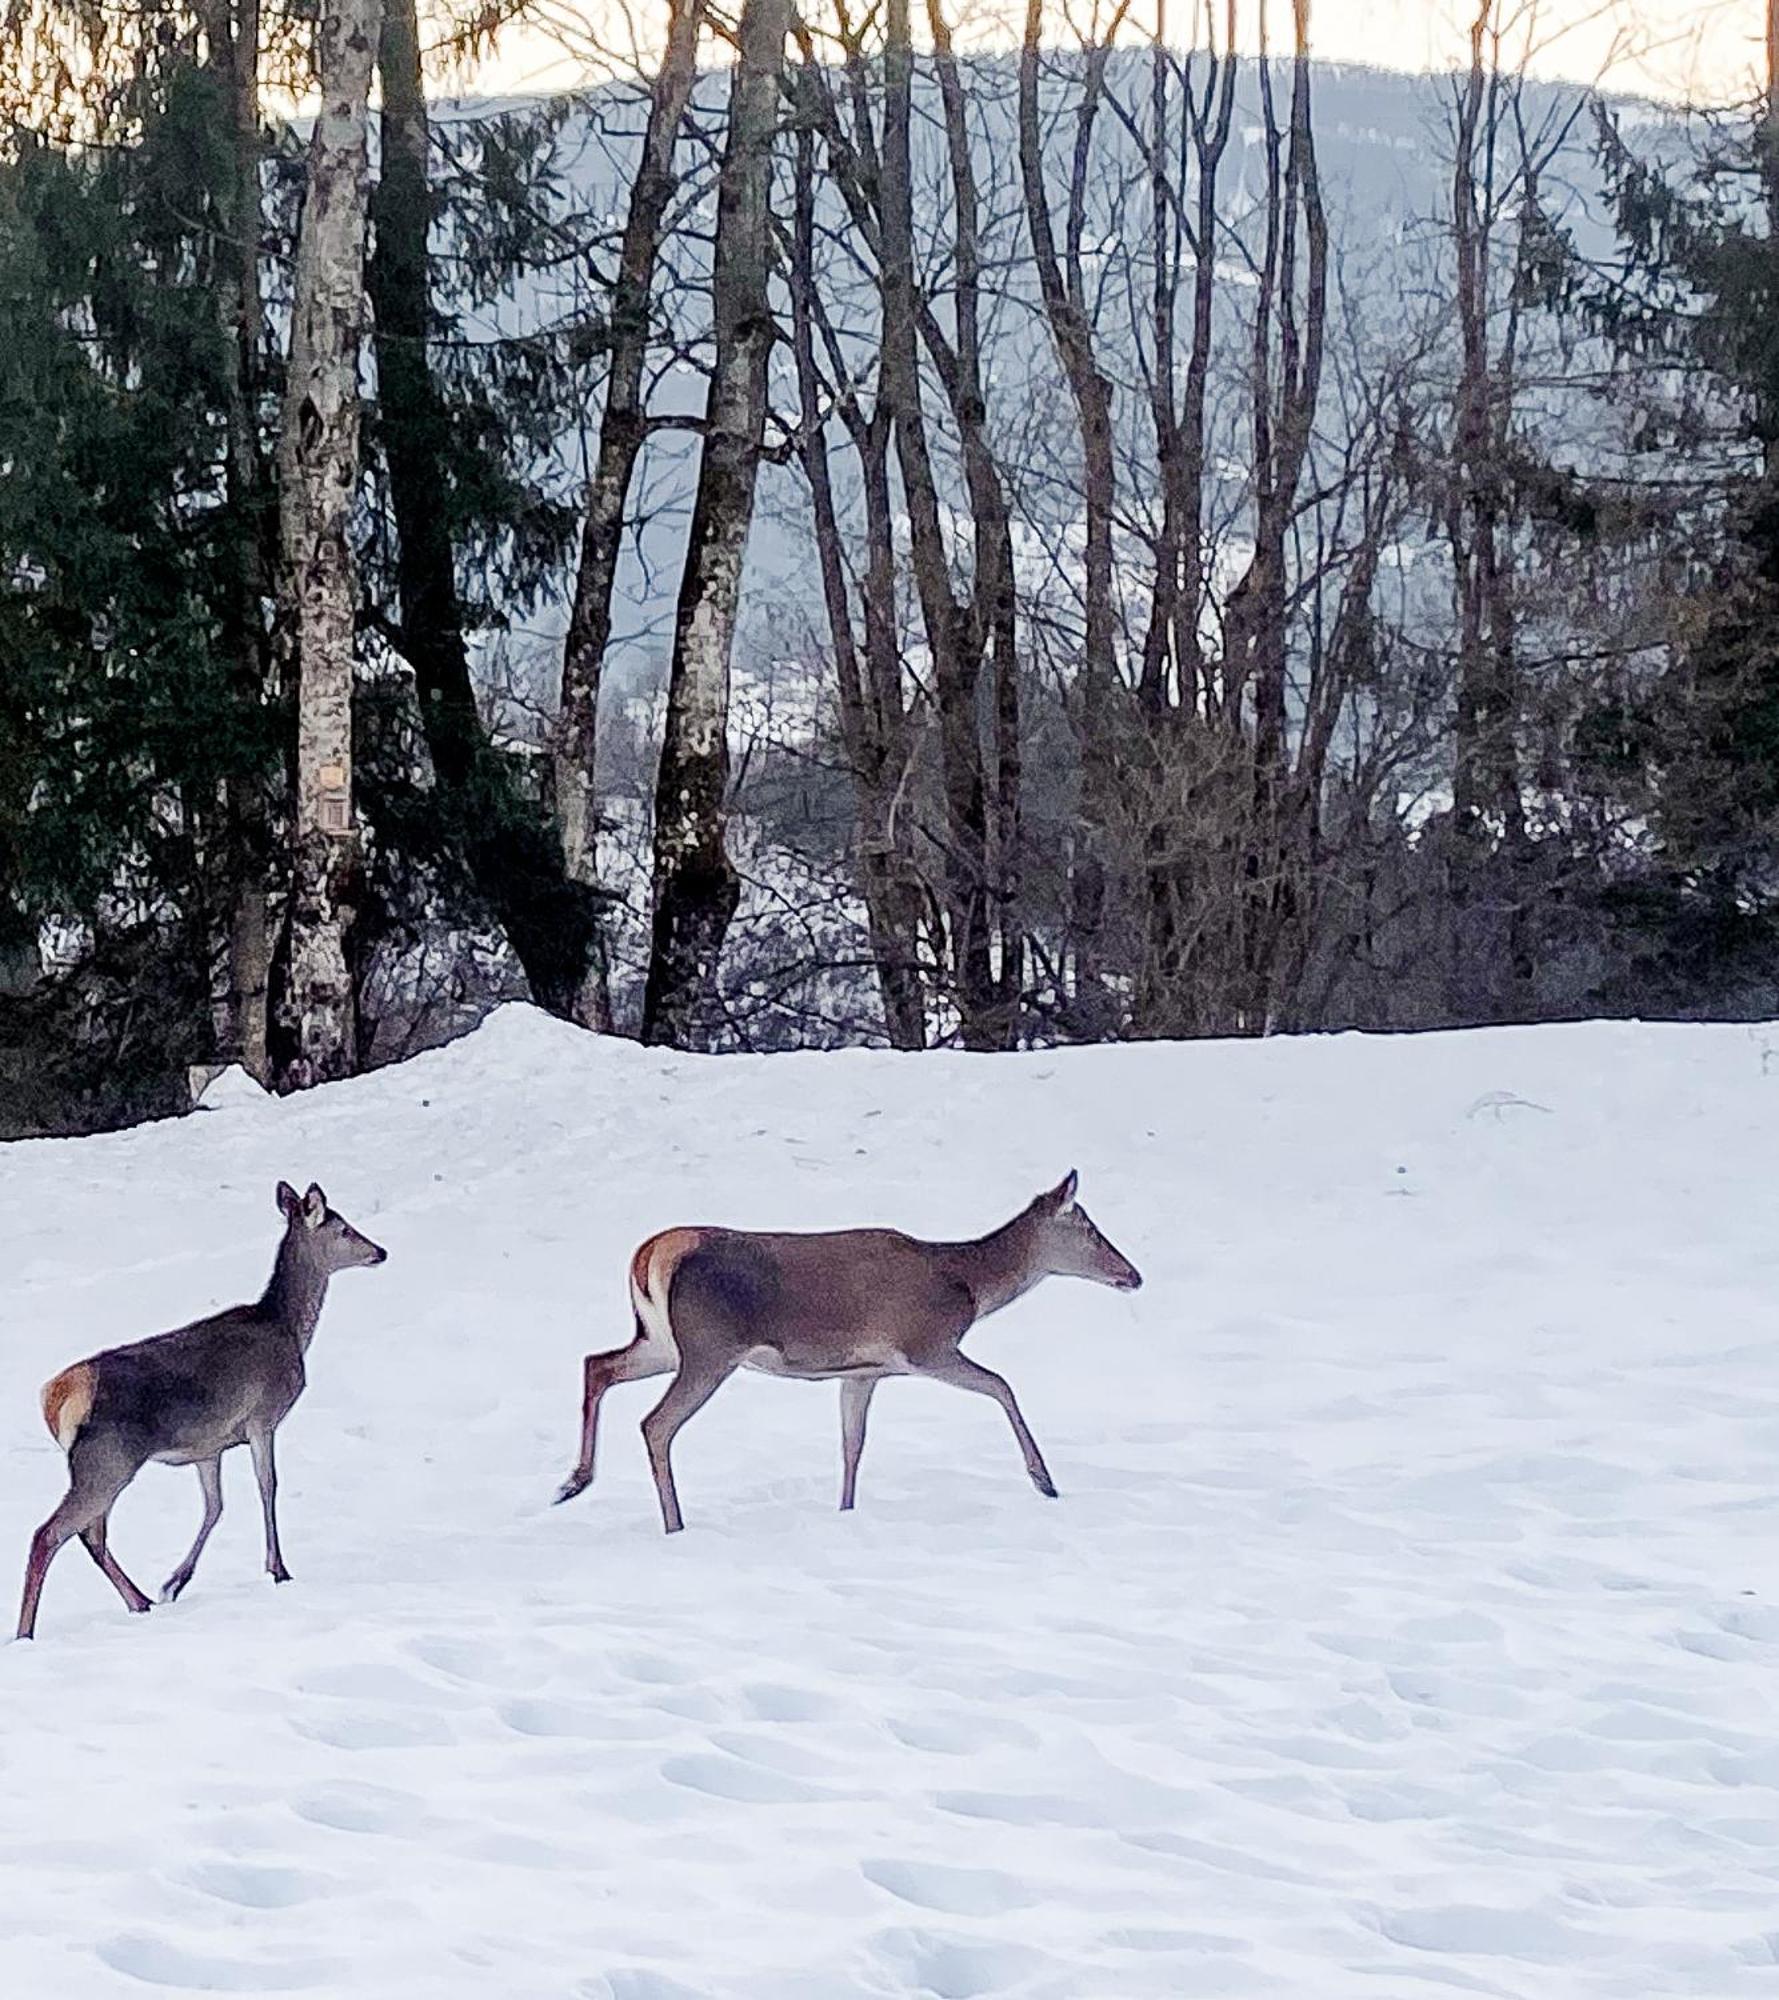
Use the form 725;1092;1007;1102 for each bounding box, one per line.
464;2;1759;108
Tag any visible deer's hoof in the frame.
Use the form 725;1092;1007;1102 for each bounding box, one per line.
1033;1473;1059;1499
161;1577;188;1604
269;1565;292;1585
553;1474;590;1506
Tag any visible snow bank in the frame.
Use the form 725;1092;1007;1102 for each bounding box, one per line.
3;1007;1778;1995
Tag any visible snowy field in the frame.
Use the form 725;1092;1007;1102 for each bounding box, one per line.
3;1008;1779;1997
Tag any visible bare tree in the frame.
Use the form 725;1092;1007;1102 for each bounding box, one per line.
641;0;788;1045
787;101;927;1047
275;0;378;1085
1216;0;1327;1026
554;0;705;1032
1017;0;1124;1023
1134;7;1238;1028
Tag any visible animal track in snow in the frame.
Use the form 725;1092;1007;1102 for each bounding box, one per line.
861;1856;1036;1917
870;1926;1052;2000
739;1680;840;1723
1375;1903;1607;1962
183;1859;334;1910
290;1706;458;1752
500;1695;632;1740
660;1752;836;1805
884;1711;1039;1756
288;1781;426;1836
96;1933;345;1991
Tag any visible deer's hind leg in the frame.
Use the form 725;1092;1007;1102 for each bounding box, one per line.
640;1350;743;1535
80;1515;151;1615
162;1456;224;1602
555;1315;676;1505
18;1430;150;1640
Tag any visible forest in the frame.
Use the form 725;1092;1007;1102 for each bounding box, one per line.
3;0;1777;1135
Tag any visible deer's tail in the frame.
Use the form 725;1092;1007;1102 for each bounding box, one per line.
628;1228;704;1356
41;1361;97;1454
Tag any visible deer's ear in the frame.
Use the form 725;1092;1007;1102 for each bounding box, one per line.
302;1184;327;1228
276;1181;301;1220
1049;1169;1078;1210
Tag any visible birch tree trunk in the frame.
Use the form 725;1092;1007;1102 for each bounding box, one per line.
639;0;786;1046
275;0;377;1087
554;0;704;1032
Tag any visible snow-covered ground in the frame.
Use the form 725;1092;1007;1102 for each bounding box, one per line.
3;1008;1778;1997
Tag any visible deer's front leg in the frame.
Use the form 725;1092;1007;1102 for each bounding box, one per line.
839;1377;879;1511
249;1430;290;1582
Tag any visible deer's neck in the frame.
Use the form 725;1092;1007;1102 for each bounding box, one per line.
260;1236;331;1351
948;1209;1047;1319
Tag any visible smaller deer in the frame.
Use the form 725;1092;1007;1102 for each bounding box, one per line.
16;1181;387;1641
553;1170;1140;1533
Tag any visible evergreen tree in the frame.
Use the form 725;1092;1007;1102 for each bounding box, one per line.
1578;99;1779;1007
0;63;279;1130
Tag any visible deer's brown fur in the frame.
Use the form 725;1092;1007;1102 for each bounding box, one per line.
554;1171;1141;1529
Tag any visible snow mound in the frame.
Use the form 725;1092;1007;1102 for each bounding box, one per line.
193;1062;272;1112
2;1009;1778;1995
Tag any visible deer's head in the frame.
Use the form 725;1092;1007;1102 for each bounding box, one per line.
276;1181;389;1274
1031;1171;1141;1290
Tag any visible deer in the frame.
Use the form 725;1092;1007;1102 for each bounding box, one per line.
552;1170;1141;1534
16;1181;387;1641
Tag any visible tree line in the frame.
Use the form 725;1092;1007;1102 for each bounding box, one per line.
3;0;1778;1135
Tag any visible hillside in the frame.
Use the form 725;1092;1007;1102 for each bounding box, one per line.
2;1010;1777;1994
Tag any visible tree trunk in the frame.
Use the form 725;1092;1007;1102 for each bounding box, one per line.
789;115;925;1048
1136;16;1237;1035
639;0;786;1046
1018;0;1119;1031
202;0;271;1082
555;0;704;1031
881;0;996;1047
1446;1;1529;1018
1223;2;1324;1031
275;0;377;1087
925;0;1022;1045
368;0;603;1022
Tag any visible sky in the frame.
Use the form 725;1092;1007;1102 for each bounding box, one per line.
464;1;1760;108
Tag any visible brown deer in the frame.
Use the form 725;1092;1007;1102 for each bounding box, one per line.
16;1181;386;1641
553;1170;1140;1532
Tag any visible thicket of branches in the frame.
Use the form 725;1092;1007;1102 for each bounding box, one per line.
3;0;1778;1134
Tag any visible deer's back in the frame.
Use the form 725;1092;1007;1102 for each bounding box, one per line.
670;1227;972;1375
79;1306;304;1462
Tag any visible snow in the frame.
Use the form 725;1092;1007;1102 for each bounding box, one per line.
4;1006;1779;1996
194;1064;273;1114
